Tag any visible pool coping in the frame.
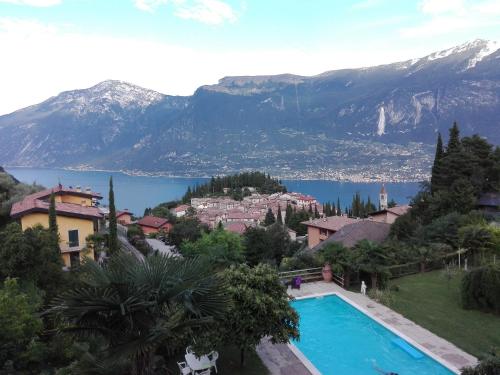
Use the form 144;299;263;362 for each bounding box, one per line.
290;291;461;375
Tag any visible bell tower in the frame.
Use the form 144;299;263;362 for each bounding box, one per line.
379;184;388;210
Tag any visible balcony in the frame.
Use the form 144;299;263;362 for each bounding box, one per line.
60;242;84;253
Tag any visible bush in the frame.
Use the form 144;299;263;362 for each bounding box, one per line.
367;288;394;307
461;265;500;314
461;356;500;375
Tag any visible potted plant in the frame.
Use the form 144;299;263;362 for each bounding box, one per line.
322;263;333;282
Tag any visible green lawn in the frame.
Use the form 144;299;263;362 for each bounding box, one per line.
167;346;269;375
387;270;500;359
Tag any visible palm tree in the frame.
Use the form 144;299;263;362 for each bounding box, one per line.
48;253;228;375
354;240;392;290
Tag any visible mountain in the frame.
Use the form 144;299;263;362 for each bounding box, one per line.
1;39;499;181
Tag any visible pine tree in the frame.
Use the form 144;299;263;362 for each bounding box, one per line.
276;205;283;224
264;208;276;226
48;192;59;250
108;176;118;254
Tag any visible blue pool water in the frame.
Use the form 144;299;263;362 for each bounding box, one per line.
292;295;455;375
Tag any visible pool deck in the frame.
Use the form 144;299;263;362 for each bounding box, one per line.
257;281;477;375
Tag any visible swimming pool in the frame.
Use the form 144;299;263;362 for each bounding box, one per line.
291;294;456;375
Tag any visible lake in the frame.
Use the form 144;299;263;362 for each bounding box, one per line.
6;168;420;215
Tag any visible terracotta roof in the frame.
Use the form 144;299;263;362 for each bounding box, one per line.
173;204;190;212
138;215;170;228
302;216;360;231
11;192;102;219
224;221;250;235
370;205;411;217
27;185;102;201
116;210;133;218
312;220;391;250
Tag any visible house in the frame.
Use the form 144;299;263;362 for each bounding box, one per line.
10;184;103;268
477;192;500;213
224;221;251;235
311;220;391;251
302;216;360;248
369;205;411;224
171;204;190;218
116;210;133;225
137;215;172;235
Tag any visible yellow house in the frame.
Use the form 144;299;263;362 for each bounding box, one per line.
10;185;103;268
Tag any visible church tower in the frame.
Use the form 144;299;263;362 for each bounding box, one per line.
379;184;388;210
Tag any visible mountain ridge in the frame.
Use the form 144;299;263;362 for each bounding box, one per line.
1;39;499;181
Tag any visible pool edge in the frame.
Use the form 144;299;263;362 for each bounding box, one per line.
291;292;461;375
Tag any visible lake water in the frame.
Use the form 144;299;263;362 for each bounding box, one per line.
6;168;420;215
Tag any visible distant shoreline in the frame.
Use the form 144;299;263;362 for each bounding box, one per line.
4;165;429;184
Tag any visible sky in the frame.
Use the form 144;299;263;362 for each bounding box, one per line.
1;0;500;115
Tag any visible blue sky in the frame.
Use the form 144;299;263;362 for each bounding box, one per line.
1;0;500;114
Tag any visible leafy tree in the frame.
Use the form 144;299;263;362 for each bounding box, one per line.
0;278;43;370
0;223;64;298
48;253;228;375
108;177;118;254
287;209;310;236
461;355;500;375
318;242;356;287
264;207;275;226
168;217;208;248
459;224;494;264
266;223;291;266
180;227;244;267
387;199;397;208
243;226;271;266
461;264;500;314
221;264;299;366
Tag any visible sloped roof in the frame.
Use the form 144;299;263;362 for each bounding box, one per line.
137;215;170;228
116;210;133;218
302;215;360;231
369;205;411;217
11;190;102;220
312;220;391;250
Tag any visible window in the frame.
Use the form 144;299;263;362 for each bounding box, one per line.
68;229;79;247
69;252;80;268
320;228;327;236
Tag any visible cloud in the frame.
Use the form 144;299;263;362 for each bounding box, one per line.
133;0;168;12
401;0;500;38
174;0;238;25
0;17;443;115
133;0;239;24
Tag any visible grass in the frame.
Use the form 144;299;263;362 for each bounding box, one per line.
167;345;269;375
386;270;500;359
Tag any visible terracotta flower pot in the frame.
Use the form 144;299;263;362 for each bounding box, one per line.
322;263;333;282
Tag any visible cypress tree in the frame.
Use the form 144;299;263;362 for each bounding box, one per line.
447;122;461;153
337;198;341;215
48;192;59;250
108;176;118;254
264;208;276;226
276;205;283;224
431;132;445;193
314;204;319;218
285;204;293;225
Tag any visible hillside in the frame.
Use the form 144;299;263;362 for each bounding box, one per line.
0;39;499;181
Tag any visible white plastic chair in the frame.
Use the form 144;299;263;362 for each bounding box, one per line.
177;361;191;375
207;351;219;373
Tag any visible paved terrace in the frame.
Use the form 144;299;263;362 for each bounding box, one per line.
257;281;477;375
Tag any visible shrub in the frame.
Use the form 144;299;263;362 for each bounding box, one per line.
367;288;394;307
461;356;500;375
461;265;500;314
